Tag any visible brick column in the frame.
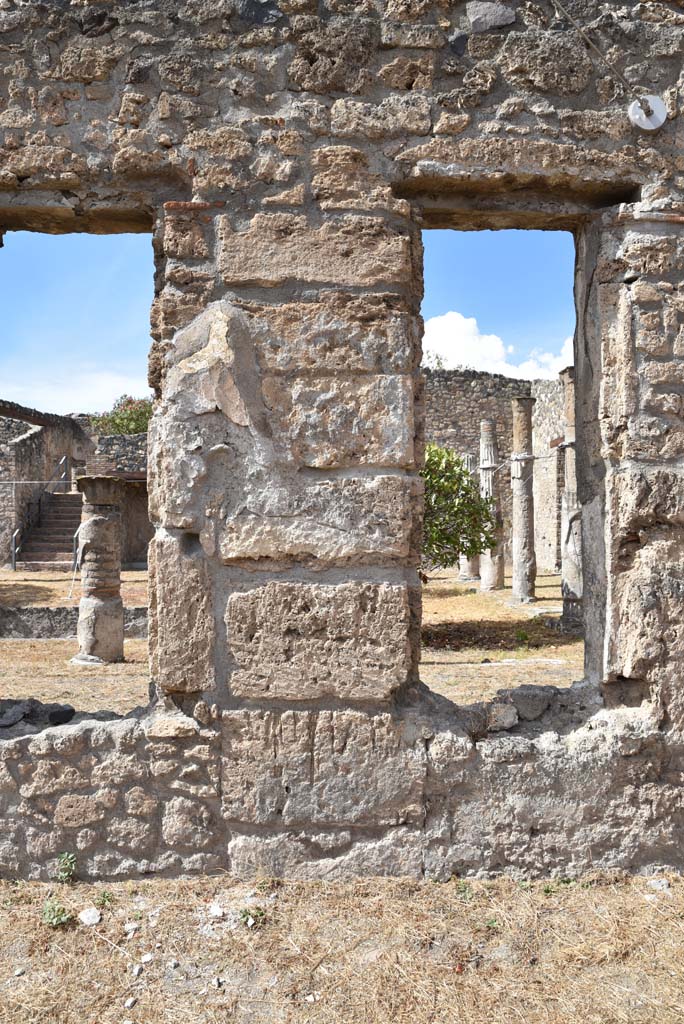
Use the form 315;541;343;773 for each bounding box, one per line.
479;419;504;591
511;397;536;602
559;367;582;630
72;476;124;664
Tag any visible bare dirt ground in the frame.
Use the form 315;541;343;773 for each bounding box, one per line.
0;569;148;608
421;570;584;703
0;872;682;1024
0;639;150;715
0;570;582;713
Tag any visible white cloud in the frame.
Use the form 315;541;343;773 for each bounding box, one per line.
0;369;151;416
423;311;573;380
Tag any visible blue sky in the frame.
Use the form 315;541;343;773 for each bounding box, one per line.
0;228;576;415
0;231;154;414
422;229;576;378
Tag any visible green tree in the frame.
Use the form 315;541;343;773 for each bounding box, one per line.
421;443;496;574
90;394;153;435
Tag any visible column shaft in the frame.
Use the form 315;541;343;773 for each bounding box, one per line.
479;420;505;591
560;368;583;629
458;453;480;582
73;476;124;664
511;397;536;603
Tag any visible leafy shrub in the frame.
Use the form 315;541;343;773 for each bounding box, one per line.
90;394;153;435
42;899;73;929
421;444;496;573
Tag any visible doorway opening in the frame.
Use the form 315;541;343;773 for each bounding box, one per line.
0;230;154;733
418;228;585;708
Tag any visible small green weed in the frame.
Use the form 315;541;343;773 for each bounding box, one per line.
515;629;530;648
94;890;115;909
454;880;473;902
42;899;73;929
255;877;282;896
55;852;77;884
239;906;267;929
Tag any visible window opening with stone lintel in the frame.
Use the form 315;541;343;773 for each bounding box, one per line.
418;223;587;717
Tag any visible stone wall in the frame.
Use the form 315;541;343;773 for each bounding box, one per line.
121;480;154;566
0;422;80;565
1;0;683;882
88;433;148;476
0;417;31;446
0;420;33;562
424;370;564;569
0;605;147;639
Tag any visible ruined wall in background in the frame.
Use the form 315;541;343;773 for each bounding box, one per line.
121;480;153;566
0;419;89;565
88;433;148;477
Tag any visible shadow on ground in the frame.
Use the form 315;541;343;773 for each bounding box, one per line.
422;616;578;652
0;582;68;607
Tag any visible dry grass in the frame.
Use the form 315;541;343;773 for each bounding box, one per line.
0;571;583;712
0;873;682;1023
421;571;584;702
0;569;148;609
0;639;149;714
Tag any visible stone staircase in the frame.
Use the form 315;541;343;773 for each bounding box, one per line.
16;492;82;571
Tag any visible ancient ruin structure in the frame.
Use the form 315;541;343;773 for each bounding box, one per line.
72;476;125;664
511;397;536;602
0;400;90;568
424;369;565;570
458;453;480;582
478;419;505;591
0;401;152;572
0;0;682;880
559;366;583;631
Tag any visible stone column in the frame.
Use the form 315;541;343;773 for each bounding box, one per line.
458;453;480;582
72;476;124;664
559;367;583;630
511;397;536;603
479;419;505;591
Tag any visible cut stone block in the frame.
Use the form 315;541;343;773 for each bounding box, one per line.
261;374;415;468
226;582;413;700
219;213;412;287
331;95;431;138
239;294;419;375
214;474;421;565
221;709;426;827
149;531;215;694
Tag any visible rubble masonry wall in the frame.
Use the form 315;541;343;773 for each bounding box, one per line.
1;0;683;880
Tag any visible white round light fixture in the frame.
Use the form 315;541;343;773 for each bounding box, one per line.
628;94;667;131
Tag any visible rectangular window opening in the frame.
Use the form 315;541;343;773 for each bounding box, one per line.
419;227;586;712
0;230;155;735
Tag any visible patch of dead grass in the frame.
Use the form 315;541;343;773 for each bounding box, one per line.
421;570;584;702
0;569;148;609
0;873;682;1023
0;639;149;714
